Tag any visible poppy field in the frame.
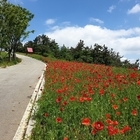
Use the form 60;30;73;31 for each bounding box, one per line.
31;59;140;140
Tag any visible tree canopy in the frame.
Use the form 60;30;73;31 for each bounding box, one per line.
0;0;34;60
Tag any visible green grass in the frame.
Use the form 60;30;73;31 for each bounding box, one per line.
17;53;140;139
28;57;140;140
0;52;21;68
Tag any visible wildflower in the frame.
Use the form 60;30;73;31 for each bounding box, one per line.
113;121;119;126
137;80;140;86
137;95;140;101
70;96;76;101
112;104;118;110
56;89;64;94
111;94;116;98
81;118;91;126
87;97;92;101
92;121;104;131
79;97;85;102
63;100;68;106
60;107;64;112
131;108;137;116
106;119;114;125
106;113;111;119
91;129;97;135
63;137;68;140
130;72;137;78
44;113;49;117
120;125;131;134
61;76;65;82
56;96;62;103
116;111;121;116
107;125;119;136
123;97;128;102
56;117;62;123
99;89;105;95
75;78;80;83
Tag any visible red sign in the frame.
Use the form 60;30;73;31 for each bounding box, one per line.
27;47;33;53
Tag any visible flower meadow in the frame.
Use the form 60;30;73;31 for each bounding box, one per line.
31;59;140;140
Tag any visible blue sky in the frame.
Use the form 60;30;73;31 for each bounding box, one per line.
8;0;140;62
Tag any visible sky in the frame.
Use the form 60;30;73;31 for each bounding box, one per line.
8;0;140;63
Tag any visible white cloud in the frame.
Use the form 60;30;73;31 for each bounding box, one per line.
89;18;104;24
61;21;71;26
107;5;116;13
45;19;56;25
128;4;140;14
44;25;140;60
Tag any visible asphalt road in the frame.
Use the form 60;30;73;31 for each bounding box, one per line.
0;54;45;140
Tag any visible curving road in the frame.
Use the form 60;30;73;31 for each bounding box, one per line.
0;54;45;140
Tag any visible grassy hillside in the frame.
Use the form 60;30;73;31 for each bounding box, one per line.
27;54;140;140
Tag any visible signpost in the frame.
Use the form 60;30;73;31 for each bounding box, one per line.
26;47;33;55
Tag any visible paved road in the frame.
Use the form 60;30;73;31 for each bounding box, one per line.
0;54;45;140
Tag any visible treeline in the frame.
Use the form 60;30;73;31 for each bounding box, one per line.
17;34;139;69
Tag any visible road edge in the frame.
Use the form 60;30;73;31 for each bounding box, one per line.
12;64;46;140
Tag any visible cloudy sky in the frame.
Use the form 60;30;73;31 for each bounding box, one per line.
8;0;140;62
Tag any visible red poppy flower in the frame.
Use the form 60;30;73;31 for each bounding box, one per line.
113;121;119;126
70;96;76;101
120;125;131;134
131;108;137;116
56;96;62;103
81;118;91;126
79;97;85;102
106;113;111;119
99;89;104;95
111;94;116;98
86;97;92;101
56;117;62;123
137;80;140;86
92;121;104;131
44;113;49;117
60;107;64;112
116;111;121;116
63;101;68;106
137;95;140;101
91;129;97;135
56;89;63;93
123;97;128;102
107;125;119;136
63;137;68;140
130;73;137;78
106;119;114;125
112;104;118;110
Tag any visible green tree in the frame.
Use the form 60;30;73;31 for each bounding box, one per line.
0;0;8;53
0;0;34;61
49;39;59;57
81;46;93;63
73;40;85;61
59;45;73;60
33;34;51;56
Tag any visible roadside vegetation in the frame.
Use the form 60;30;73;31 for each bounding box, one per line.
23;55;140;140
0;52;21;67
